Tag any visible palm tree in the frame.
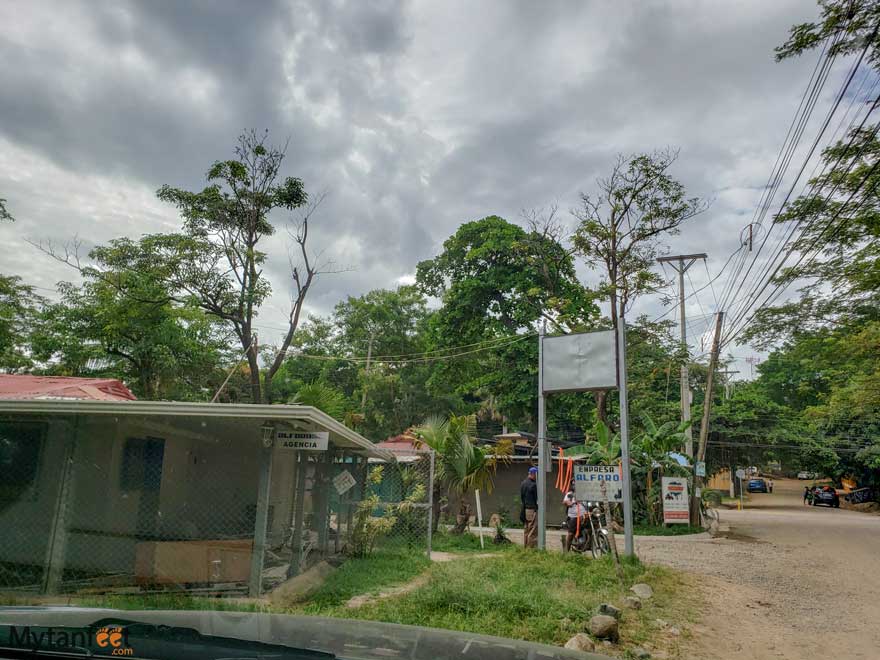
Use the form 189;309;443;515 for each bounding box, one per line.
413;413;511;532
289;382;348;421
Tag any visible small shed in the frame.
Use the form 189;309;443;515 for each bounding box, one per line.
0;399;392;597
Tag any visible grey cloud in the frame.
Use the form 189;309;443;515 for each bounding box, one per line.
0;0;830;372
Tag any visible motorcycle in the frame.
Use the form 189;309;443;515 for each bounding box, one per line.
560;501;611;559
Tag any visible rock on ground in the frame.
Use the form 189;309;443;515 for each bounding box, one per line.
596;602;621;620
631;647;652;659
563;633;595;652
631;583;654;599
589;614;619;642
624;595;642;609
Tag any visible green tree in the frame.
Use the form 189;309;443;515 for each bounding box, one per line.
154;130;323;403
0;197;46;372
31;239;231;400
0;198;13;223
572;149;707;423
0;275;45;373
416;215;598;428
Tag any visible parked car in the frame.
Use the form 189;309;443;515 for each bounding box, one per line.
797;471;817;479
812;486;840;508
747;478;768;493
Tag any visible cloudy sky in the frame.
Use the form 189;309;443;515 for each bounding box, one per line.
0;0;843;374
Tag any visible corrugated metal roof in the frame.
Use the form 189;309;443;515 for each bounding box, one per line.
0;398;392;460
0;375;136;401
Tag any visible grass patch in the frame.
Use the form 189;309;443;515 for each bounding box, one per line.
430;531;513;553
323;547;698;651
297;549;429;612
633;524;705;536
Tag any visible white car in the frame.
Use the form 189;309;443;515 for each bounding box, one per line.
797;471;816;479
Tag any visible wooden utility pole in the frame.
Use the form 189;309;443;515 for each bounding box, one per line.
360;330;376;413
656;253;707;459
719;369;740;400
692;311;724;524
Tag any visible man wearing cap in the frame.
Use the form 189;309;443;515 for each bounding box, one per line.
520;466;539;548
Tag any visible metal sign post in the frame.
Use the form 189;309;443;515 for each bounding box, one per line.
617;317;635;556
537;323;547;550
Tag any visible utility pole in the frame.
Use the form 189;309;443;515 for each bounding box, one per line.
719;369;739;400
692;311;724;524
617;317;635;556
537;322;547;550
657;253;707;459
360;330;376;413
745;356;760;379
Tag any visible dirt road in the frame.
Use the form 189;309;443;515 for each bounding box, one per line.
636;478;880;659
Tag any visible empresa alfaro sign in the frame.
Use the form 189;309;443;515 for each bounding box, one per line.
276;430;329;451
574;464;623;502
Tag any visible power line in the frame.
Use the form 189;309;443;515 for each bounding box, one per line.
721;31;860;319
723;140;880;346
287;333;535;365
722;21;879;340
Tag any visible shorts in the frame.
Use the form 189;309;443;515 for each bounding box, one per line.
566;516;580;533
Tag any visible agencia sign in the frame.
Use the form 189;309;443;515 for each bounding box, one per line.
574;464;623;502
276;430;329;451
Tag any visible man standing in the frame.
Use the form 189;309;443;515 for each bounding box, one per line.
520;466;539;548
768;479;774;493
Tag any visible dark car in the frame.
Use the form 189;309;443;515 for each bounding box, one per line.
812;486;840;507
747;478;768;493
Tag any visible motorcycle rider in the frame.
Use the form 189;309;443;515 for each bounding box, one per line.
562;481;589;552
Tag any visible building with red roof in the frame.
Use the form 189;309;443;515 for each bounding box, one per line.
0;374;137;401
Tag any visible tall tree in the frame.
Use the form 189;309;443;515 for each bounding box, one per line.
0;275;44;373
0;197;46;372
31;238;230;399
571;149;707;422
572;149;707;328
416;215;598;429
154;130;337;403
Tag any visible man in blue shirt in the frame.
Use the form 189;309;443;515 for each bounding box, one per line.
520;466;539;548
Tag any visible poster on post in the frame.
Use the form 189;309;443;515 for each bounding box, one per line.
574;464;623;502
662;476;689;524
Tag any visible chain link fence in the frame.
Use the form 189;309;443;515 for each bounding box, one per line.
0;412;435;598
361;449;435;557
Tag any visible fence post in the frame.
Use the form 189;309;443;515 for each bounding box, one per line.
288;452;309;578
42;417;79;594
248;441;274;597
426;450;435;559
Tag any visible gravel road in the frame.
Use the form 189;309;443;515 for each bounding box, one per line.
635;478;880;659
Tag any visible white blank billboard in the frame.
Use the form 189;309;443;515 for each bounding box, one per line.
542;330;617;393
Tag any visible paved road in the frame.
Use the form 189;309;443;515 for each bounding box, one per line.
637;478;880;659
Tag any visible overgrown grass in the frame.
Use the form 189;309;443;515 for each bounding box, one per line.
327;547;698;651
633;524;705;536
5;546;698;655
430;530;513;553
297;549;430;612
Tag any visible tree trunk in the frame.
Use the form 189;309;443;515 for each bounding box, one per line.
245;345;262;404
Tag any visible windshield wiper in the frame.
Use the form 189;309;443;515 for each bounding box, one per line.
0;618;336;660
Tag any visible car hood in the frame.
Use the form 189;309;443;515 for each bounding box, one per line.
0;607;609;660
